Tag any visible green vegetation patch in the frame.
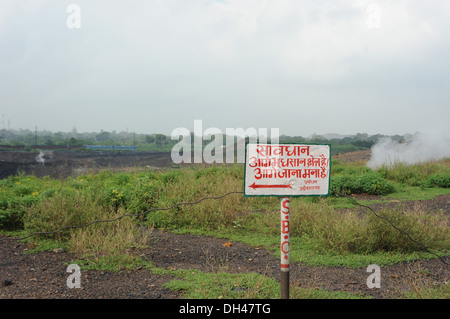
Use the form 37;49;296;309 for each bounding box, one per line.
153;268;367;299
1;159;449;270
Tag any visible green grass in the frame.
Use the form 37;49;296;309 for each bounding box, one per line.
152;268;369;299
1;158;449;299
22;238;69;254
398;282;450;299
1;161;449;266
69;255;154;272
376;160;450;187
386;185;450;201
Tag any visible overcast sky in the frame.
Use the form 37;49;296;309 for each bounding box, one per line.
0;0;449;137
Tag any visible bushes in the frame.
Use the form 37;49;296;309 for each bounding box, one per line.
330;159;450;196
425;173;450;188
377;161;450;188
358;172;396;195
363;205;449;253
0;175;56;230
331;171;396;196
23;191;103;240
71;172;162;215
1;160;449;261
330;161;394;196
23;190;149;257
289;199;449;254
144;165;256;230
0;208;25;231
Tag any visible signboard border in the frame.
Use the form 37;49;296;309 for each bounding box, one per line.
243;142;332;198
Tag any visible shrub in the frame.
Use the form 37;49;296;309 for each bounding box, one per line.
23;191;104;240
68;212;148;258
330;174;354;195
425;173;450;188
0;176;45;230
290;200;449;254
124;176;160;215
159;170;183;185
0;208;25;230
357;172;396;195
330;172;395;196
363;205;449;253
377;161;450;188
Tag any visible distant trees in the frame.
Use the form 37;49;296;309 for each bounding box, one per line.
68;137;85;147
351;140;374;148
155;134;167;147
145;135;155;144
0;128;395;154
95;131;111;142
44;137;55;146
144;134;167;147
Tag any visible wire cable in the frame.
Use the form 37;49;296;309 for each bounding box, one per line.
1;189;447;266
0;191;244;241
340;193;449;266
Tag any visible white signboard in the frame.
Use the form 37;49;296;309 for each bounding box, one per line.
244;143;331;197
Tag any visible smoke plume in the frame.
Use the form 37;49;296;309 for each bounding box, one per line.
367;128;450;169
35;151;53;166
35;151;46;166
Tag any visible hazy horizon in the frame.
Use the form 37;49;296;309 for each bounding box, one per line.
0;126;421;139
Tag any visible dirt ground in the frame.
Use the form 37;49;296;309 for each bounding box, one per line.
334;149;372;163
0;227;449;300
1;195;449;300
0;148;372;180
0;150;176;179
0;150;449;300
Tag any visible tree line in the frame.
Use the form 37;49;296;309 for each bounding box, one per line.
0;128;406;154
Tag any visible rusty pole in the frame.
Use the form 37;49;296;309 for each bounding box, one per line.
280;197;290;299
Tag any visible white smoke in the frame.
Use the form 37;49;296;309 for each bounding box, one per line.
35;151;45;165
35;151;53;166
367;128;450;169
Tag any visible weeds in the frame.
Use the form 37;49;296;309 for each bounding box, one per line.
376;160;450;188
1;159;449;299
156;268;365;299
1;160;449;269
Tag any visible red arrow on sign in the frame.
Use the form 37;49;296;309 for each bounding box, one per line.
249;182;293;190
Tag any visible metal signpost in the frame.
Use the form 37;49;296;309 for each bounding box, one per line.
244;143;331;299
